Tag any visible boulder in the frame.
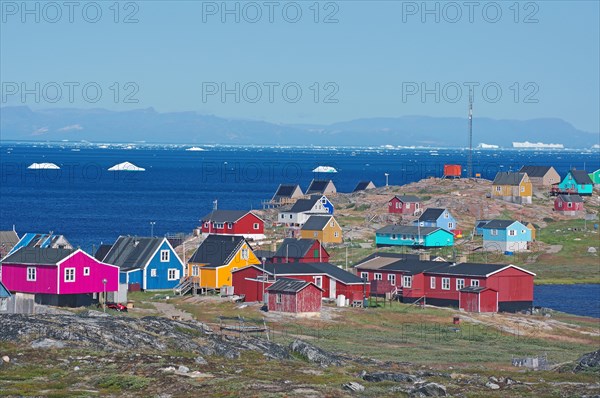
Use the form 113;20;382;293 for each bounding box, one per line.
31;338;66;349
343;382;365;392
574;350;600;373
177;365;190;373
485;382;500;390
362;372;420;383
289;340;344;367
411;382;447;397
194;356;208;365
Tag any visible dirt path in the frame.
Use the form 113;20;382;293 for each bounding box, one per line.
152;301;195;321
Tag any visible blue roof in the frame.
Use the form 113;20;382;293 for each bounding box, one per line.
0;281;11;298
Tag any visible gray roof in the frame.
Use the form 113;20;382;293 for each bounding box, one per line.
381;259;448;275
272;184;302;199
492;172;526;186
459;286;494;293
274;238;318;258
376;225;443;236
257;262;365;285
94;244;113;261
188;235;248;268
518;166;555;178
254;250;276;261
356;252;421;263
0;231;19;246
480;220;521;229
1;247;74;265
567;170;593;185
353;181;375;192
417;208;446;222
301;215;333;231
266;278;319;293
101;236;164;271
425;263;517;277
289;195;322;213
475;220;491;229
201;210;251;223
557;194;584;203
393;195;421;203
306;180;334;194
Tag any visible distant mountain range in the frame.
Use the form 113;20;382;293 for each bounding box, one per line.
1;106;598;148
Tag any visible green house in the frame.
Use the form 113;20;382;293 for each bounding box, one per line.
589;169;600;185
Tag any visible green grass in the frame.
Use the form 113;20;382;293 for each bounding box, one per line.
96;374;151;391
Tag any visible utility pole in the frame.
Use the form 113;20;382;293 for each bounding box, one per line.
467;88;474;179
150;221;155;237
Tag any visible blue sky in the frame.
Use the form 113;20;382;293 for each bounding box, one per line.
1;1;599;132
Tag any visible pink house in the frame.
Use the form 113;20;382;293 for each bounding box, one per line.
0;247;119;307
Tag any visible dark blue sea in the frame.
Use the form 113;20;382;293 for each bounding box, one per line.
1;142;598;316
534;284;600;318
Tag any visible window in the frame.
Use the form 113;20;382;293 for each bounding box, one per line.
361;272;369;280
83;267;90;276
314;276;322;288
521;229;526;234
192;265;199;277
405;202;410;208
396;202;400;209
558;201;563;208
321;198;327;204
227;222;233;229
281;214;285;219
330;220;335;227
444;212;449;218
496;186;501;192
402;235;407;240
471;279;480;287
508;230;516;236
160;250;170;262
276;293;282;303
520;186;525;192
391;234;397;240
313;249;319;258
430;276;436;289
241;248;249;260
313;232;318;238
416;203;420;209
26;267;36;281
64;268;75;282
289;214;292;219
214;222;224;229
334;231;339;238
491;229;498;236
448;222;454;229
456;279;465;290
204;222;209;228
402;275;412;288
388;202;392;207
168;269;178;281
374;273;382;281
442;278;450;290
253;223;260;230
567;202;572;208
151;269;157;277
388;274;396;285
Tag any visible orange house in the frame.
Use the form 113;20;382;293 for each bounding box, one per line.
300;215;342;244
187;235;260;290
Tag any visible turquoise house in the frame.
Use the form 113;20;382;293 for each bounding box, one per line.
376;225;454;247
481;220;531;252
97;236;184;290
558;170;594;196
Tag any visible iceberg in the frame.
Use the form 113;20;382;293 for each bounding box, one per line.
312;166;337;173
28;162;60;170
108;161;145;171
186;146;205;151
477;143;499;149
512;141;564;149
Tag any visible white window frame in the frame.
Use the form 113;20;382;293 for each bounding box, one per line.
314;276;322;288
448;222;454;229
227;222;233;229
360;272;369;280
253;222;260;230
167;269;178;281
151;269;157;277
241;248;249;260
491;229;498;236
388;274;396;285
160;250;170;262
508;230;516;236
471;279;480;287
64;268;75;283
83;267;90;276
495;186;502;192
27;267;36;281
192;265;199;277
405;202;410;209
391;234;397;240
520;186;525;192
204;222;209;228
442;277;450;290
456;278;465;290
276;293;282;303
430;276;436;289
402;275;412;288
444;212;449;218
334;231;339;238
567;202;572;208
374;273;382;281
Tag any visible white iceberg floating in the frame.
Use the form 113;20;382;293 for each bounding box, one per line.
28;162;60;170
186;146;205;151
108;161;145;172
477;143;500;149
312;166;337;173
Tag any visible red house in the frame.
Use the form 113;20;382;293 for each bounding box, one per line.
554;194;584;215
388;195;422;215
271;238;330;263
232;262;369;302
0;247;119;307
200;210;265;240
266;278;323;315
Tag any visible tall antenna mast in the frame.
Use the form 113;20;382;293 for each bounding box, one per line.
467;89;474;178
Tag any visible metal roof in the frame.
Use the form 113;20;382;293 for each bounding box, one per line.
288;195;322;213
459;286;496;293
567;170;593;185
306;179;334;194
272;184;302;200
393;195;421;203
381;259;447;275
188;235;248;267
518;166;555;178
1;247;74;265
274;238;318;258
101;236;164;271
480;220;522;229
557;194;584;203
353;181;375;192
253;262;365;285
492;172;526;186
424;263;535;277
416;208;447;222
266;278;320;293
200;210;252;223
376;225;443;236
301;215;334;231
94;244;113;261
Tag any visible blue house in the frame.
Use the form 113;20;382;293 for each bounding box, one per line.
557;170;594;196
481;220;531;252
474;220;491;236
413;208;457;232
375;225;454;247
97;236;184;290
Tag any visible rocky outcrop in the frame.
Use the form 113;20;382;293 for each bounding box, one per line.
289;339;344;367
362;372;421;383
574;350;600;373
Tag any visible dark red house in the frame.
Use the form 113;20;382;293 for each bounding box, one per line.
388;195;422;215
266;278;323;314
355;255;535;313
200;210;265;240
232;262;368;302
271;238;330;263
554;194;584;215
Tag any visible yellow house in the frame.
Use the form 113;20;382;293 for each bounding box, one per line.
300;215;342;244
491;172;532;204
187;235;260;290
524;222;537;241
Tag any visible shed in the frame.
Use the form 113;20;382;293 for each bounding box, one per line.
459;286;498;313
443;165;462;178
266;278;323;315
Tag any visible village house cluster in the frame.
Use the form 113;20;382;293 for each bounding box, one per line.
1;167;597;315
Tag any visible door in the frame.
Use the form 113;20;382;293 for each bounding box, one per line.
329;278;336;299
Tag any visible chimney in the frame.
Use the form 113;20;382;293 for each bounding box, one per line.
419;253;430;261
